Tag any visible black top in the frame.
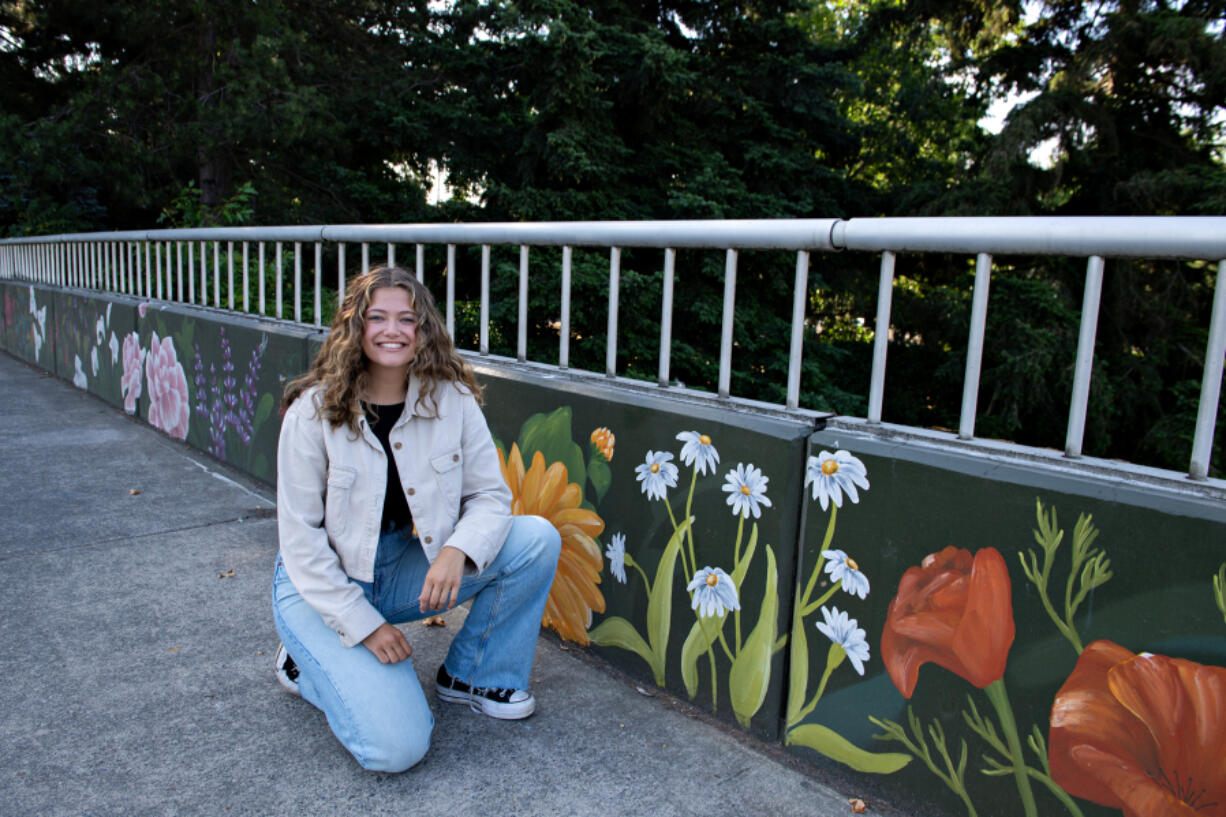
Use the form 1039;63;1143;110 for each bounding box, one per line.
363;402;413;534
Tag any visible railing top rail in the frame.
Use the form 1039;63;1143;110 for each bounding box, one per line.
0;220;842;251
832;216;1226;259
6;216;1224;258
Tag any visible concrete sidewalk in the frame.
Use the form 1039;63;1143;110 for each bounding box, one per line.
0;351;871;817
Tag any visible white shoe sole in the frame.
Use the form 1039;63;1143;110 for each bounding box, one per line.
437;685;536;720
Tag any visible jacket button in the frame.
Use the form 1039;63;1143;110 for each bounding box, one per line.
407;487;415;496
424;536;432;544
394;442;402;450
452;453;460;462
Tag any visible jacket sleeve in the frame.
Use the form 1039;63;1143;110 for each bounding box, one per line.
276;399;386;648
440;392;513;574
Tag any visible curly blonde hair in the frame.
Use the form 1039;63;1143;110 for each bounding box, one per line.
282;265;482;433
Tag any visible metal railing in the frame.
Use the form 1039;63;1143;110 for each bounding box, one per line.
2;217;1224;481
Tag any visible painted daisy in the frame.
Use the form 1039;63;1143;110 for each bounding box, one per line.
676;430;720;475
635;450;679;501
687;567;741;618
605;533;627;584
815;606;871;675
722;462;772;519
822;549;870;599
805;450;869;511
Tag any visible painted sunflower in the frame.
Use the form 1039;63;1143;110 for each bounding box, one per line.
499;443;606;644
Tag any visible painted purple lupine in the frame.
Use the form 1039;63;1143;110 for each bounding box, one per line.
191;327;267;459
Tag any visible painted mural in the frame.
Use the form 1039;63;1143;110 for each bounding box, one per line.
7;280;1226;817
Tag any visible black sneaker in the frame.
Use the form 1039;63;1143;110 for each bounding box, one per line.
436;664;535;720
274;643;300;696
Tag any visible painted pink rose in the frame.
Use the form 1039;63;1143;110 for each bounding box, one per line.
121;332;146;415
145;331;190;439
138;302;150;318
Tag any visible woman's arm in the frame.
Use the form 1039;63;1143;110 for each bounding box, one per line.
276;399;386;649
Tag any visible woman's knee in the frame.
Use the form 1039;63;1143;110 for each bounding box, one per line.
513;514;561;563
358;723;432;773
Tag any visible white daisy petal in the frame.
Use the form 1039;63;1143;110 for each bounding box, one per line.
687;566;740;618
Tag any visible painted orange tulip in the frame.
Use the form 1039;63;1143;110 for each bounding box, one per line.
499;444;606;645
880;546;1015;698
1049;639;1226;817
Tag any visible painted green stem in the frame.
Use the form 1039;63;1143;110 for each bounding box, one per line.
795;643;843;724
1027;768;1085;817
802;580;843;617
733;514;744;652
985;680;1038;817
683;468;699;581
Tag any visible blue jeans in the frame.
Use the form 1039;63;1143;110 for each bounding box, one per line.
271;515;561;772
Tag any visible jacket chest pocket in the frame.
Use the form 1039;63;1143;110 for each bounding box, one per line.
324;466;357;540
430;448;463;510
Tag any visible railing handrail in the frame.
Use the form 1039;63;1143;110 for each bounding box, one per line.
2;216;1222;483
4;215;1226;257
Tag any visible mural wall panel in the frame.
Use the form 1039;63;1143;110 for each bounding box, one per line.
475;364;814;740
785;427;1226;817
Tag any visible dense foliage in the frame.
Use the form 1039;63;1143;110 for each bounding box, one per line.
1;0;1222;474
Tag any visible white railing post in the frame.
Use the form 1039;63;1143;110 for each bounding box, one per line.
480;245;490;355
868;251;896;423
559;246;571;369
607;247;621;377
786;250;810;410
659;248;676;387
313;241;322;327
718;249;738;399
1190;259;1226;480
416;244;425;283
337;242;346;305
446;244;456;339
227;241;235;310
1065;256;1105;459
518;245;529;362
294;241;303;323
242;242;249;312
959;253;993;440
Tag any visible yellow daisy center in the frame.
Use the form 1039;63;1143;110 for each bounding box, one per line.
700;434;711;445
821;459;839;476
846;557;859;571
650;463;660;474
740;485;751;495
706;573;720;587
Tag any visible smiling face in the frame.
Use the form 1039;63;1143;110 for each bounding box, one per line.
361;286;417;378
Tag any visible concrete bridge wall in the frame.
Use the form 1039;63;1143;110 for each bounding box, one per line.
5;280;1225;817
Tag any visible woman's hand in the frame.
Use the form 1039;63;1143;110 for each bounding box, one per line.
361;622;413;664
419;546;467;613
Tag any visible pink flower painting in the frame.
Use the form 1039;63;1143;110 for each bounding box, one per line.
145;331;190;439
121;332;146;415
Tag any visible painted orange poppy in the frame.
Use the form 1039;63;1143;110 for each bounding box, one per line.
880;546;1014;698
499;443;606;645
1049;639;1226;817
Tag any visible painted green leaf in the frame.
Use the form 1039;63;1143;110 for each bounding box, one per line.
646;517;688;685
253;392;275;431
729;545;778;728
589;616;661;684
588;455;612;505
517;406;586;489
786;724;912;774
786;589;809;728
252;453;270;480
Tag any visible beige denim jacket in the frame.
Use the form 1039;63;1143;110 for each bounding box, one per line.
276;379;512;647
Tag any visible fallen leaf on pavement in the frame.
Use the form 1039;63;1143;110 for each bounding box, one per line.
849;798;867;813
635;686;655;697
218;569;234;578
423;615;446;627
168;647;180;653
129;489;141;495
